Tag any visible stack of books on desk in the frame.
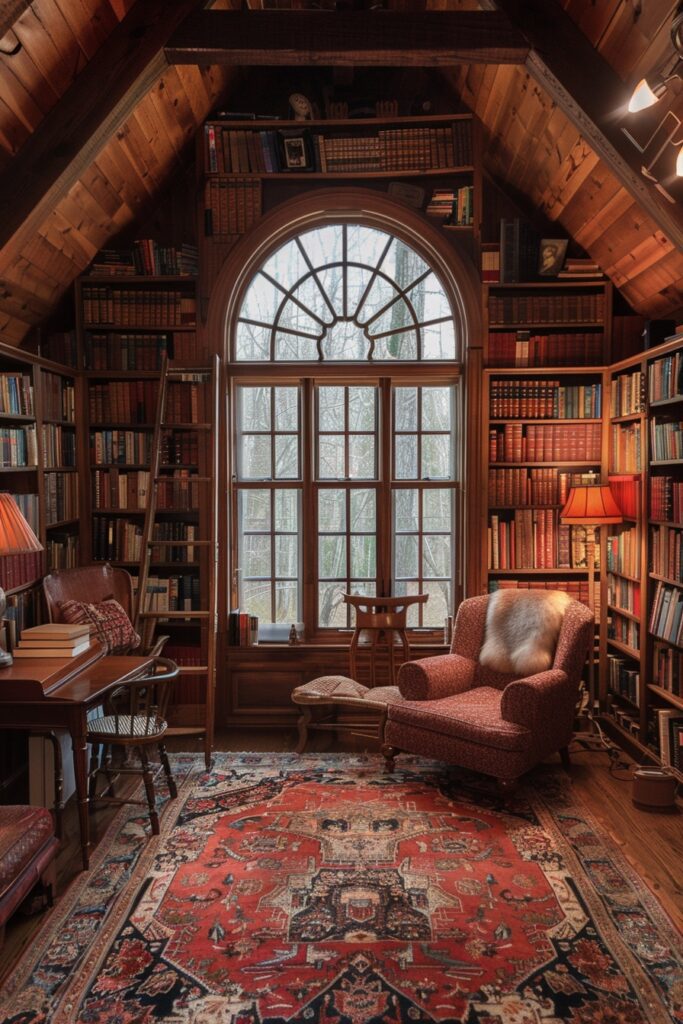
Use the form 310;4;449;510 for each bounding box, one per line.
14;623;91;658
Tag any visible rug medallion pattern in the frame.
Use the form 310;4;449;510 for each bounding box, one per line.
1;754;680;1024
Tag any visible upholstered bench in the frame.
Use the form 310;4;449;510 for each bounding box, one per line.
0;806;59;946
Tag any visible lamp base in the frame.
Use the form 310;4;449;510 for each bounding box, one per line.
0;647;12;667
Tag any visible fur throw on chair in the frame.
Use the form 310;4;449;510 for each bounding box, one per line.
479;589;572;675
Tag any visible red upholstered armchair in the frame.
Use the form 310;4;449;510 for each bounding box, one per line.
383;594;594;791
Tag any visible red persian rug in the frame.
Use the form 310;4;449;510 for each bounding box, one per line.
1;754;681;1024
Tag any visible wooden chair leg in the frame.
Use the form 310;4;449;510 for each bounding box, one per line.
88;743;100;805
41;860;57;907
158;743;177;799
382;743;399;773
140;748;160;835
296;706;313;754
559;745;571;771
103;745;115;797
44;731;63;840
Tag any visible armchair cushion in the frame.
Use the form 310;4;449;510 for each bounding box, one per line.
500;669;573;732
398;653;475;701
59;598;141;655
389;687;529;752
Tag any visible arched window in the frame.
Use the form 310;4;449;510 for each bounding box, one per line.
229;216;464;639
235;223;458;362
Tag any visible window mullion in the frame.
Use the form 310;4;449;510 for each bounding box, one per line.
303;379;315;639
380;378;392;597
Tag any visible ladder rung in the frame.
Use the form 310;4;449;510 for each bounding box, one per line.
161;423;211;430
178;665;209;674
138;610;210;619
165;725;207;736
167;368;211;377
147;539;212;546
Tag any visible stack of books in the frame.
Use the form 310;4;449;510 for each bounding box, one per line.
558;257;603;279
14;623;91;658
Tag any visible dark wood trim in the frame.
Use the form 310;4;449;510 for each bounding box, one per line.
165;11;529;67
0;0;205;275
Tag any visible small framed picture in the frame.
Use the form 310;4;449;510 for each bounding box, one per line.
538;238;568;277
281;134;310;170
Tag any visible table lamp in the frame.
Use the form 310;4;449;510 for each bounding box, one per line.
561;483;623;703
0;492;43;666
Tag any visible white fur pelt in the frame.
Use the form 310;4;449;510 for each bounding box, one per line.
479;589;572;676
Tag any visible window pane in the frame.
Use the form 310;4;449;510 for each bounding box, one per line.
261;239;307;290
318;582;347;627
241;435;271;479
394;489;418;533
319;535;346;579
395;534;419;579
422;320;456;360
384;238;429;289
348;434;375;478
274;581;298;623
395;388;417;431
424;581;450;626
278;299;322;337
319;387;344;431
373;331;418;361
423;534;451;578
351;535;376;578
407;272;452;323
322;321;369;361
358;276;400;325
423;489;451;532
242;387;271;431
395;435;417;479
241;489;270;531
348;387;375;431
422;434;450;479
275;534;298;578
346;224;390;268
346;266;374;321
299;225;344;269
275;388;299;431
316;267;344;319
422;387;451;431
319;489;345;532
275;490;298;532
370;298;414;337
236;321;271;361
319;435;345;478
274;332;318;362
241;579;272;622
275;435;299;479
350;489;375;532
394;580;421;626
241;274;283;324
242;533;271;578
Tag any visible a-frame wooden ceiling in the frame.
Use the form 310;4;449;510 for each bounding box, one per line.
0;0;681;346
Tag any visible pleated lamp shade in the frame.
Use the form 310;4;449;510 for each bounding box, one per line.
0;492;43;554
560;485;623;525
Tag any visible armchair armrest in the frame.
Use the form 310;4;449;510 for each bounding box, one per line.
500;669;571;732
398;653;476;701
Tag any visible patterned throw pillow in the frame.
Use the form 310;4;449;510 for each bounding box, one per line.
58;598;141;655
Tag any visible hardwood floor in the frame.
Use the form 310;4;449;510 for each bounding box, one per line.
1;730;681;982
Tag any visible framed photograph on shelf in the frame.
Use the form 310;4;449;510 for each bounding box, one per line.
538;238;568;277
280;132;311;171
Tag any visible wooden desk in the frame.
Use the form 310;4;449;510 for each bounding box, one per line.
0;642;154;869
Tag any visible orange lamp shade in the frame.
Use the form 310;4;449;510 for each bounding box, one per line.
560;485;624;525
0;492;43;554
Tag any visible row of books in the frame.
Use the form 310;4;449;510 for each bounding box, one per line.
610;423;641;473
610;371;644;417
653;641;682;696
82;287;196;328
93;470;149;510
608;613;640;651
156;472;201;510
205;123;472;175
649;581;683;647
228;609;259;646
86;333;170;371
499;219;538;284
89;241;198;278
488;293;605;326
489;380;601;419
89;382;159;425
45;471;78;524
488;468;598;507
167;379;210;423
607;575;640;616
42;330;77;367
90;430;152;466
0;426;37;467
0;551;43;591
650;525;682;583
488;511;597;570
141;574;201;612
607;704;640;739
0;373;33;417
151;522;199;564
649;351;683;403
203;179;262;237
42;373;75;423
607;475;640;520
41;425;76;468
650;477;683;523
607;654;639;706
653;708;683;769
650;418;683;461
45;533;79;570
487;331;604;368
162;431;199;465
93;518;143;562
606;526;640;578
488;577;599;611
426;186;473;226
489;422;602;463
3;590;40;649
11;492;39;534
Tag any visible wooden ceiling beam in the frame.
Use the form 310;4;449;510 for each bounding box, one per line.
165;11;529;66
490;0;683;253
0;0;205;275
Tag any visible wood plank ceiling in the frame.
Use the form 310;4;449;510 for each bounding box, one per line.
0;0;681;346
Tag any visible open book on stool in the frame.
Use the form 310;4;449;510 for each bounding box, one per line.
13;623;91;658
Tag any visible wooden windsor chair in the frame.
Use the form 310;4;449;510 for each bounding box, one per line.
291;592;428;752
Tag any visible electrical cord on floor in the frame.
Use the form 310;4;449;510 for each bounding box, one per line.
570;710;634;781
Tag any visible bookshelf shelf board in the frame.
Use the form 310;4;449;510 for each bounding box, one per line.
92;508;146;515
489;503;563;510
608;689;640;711
0;465;37;472
150;561;200;569
176;666;209;675
610;413;643;424
138;610;210;619
89;423;155;430
162;423;212;431
208;113;473;130
649;395;683;407
41;418;76;427
46;517;79;530
647;684;683;711
91;463;151;470
489;461;601;468
488;567;591;575
601;714;658;764
0;412;35;424
206;166;474;181
85;275;197;284
606;637;640;659
489;418;602;425
607;570;641;584
649;520;683;529
85;370;162;379
83;325;196;333
43;465;77;472
486;366;606;376
487;281;607;291
488;321;604;330
649;572;683;589
649;634;683;652
651;460;683;466
607;603;640;623
442;224;474;231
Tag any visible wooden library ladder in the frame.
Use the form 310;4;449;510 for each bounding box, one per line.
134;353;219;770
